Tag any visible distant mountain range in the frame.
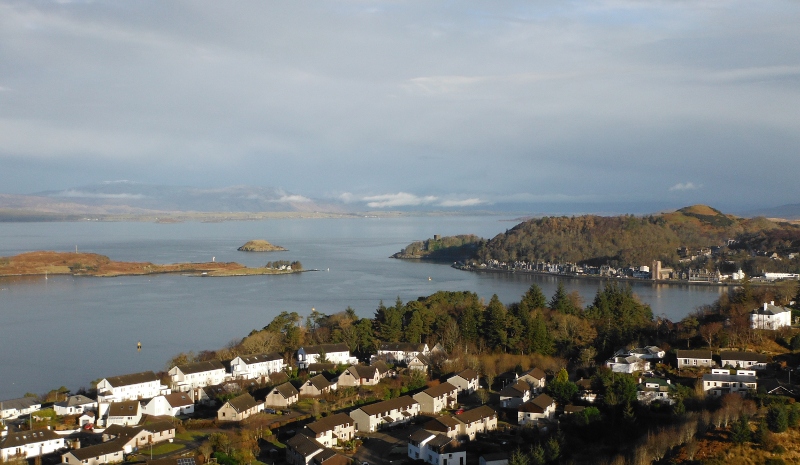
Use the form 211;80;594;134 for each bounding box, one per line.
1;181;799;219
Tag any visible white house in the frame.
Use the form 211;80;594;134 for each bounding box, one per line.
61;439;126;465
702;368;757;397
1;397;42;421
141;392;194;417
53;395;96;416
676;350;714;369
168;360;227;392
517;394;556;426
518;368;547;394
407;430;466;465
1;428;64;461
375;342;429;364
96;371;167;403
498;381;530;408
296;344;357;369
104;400;141;426
720;351;771;370
456;405;497;440
285;434;349;465
304;413;355;447
447;369;480;395
349;396;420;432
637;378;676;405
605;355;649;374
412;382;458;414
230;352;286;380
750;302;792;330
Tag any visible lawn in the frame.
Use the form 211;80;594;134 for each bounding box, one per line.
149;442;185;455
176;431;208;441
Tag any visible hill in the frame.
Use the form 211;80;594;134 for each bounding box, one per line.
391;234;483;261
472;205;800;268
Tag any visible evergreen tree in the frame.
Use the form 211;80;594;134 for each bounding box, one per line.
767;404;789;433
529;313;554;355
549;282;577;314
520;283;547;312
545;368;578;405
482;295;509;350
730;414;751;444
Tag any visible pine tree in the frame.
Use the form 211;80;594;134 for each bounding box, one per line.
520;283;547;312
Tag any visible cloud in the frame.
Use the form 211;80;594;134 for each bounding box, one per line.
274;194;312;203
362;192;438;208
52;190;146;200
668;182;701;192
437;198;485;207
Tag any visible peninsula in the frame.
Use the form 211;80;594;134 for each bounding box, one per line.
0;251;302;278
237;239;287;252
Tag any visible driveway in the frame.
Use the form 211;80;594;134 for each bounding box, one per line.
351;425;416;465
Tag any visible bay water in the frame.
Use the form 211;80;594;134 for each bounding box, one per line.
0;216;724;399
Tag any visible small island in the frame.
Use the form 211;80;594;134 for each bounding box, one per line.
237;239;287;252
0;251;301;278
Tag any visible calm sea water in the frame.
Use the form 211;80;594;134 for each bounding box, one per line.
0;217;725;399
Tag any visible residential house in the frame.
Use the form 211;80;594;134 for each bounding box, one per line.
304;413;355;447
53;395;96;416
230;352;285;380
1;428;64;461
637;378;676;405
168;360;227;392
750;302;792;330
720;351;771;370
77;411;96;427
286;434;326;465
518;368;547;394
102;421;176;450
141;392;194;417
413;382;458;414
104;401;142;427
375;342;429;364
702;368;757;396
336;365;383;387
454;405;497;440
496;371;519;389
217;393;263;421
605;355;649;374
196;384;236;406
517;394;556;426
1;397;42;421
676;350;714;369
629;346;666;361
96;371;166;403
576;378;596;403
265;383;300;408
349;396;420;432
269;372;291;386
307;364;337;375
300;375;333;397
408;354;432;372
296;344;357;369
62;440;126;465
407;430;466;465
498;381;530;408
423;416;463;439
447;369;480;395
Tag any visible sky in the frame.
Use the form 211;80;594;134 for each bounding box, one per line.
1;0;799;212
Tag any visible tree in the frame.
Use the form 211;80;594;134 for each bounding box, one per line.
482;295;509;350
730;414;751;444
699;321;723;348
509;449;529;465
544;438;560;462
550;282;578;314
519;284;547;312
546;368;578;405
767;404;789;433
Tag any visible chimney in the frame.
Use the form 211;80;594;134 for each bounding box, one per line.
770;301;775;306
764;302;769;310
667;380;671;384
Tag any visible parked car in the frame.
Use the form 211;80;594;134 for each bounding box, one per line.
264;408;276;414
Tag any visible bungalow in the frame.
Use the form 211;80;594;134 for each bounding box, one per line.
518;368;546;394
676;350;714;369
337;365;378;387
637;378;676;405
1;397;42;421
517;394;556;426
628;346;666;360
300;375;333;397
304;413;355;447
413;382;458;414
62;439;126;465
750;302;792;330
102;421;176;450
605;355;649;374
349;396;420;432
1;428;64;461
141;392;194;417
407;430;466;465
168;360;227;392
447;369;480;395
702;368;757;397
375;342;429;364
296;344;357;369
104;400;142;427
230;352;286;380
720;351;771;370
457;405;497;440
217;393;263;421
96;371;166;403
53;395;96;416
265;382;300;408
498;381;530;408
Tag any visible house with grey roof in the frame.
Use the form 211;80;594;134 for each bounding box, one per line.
447;369;480;395
62;439;126;465
412;382;458;414
517;394;556;426
498;381;530;408
720;351;771;370
1;428;64;461
750;301;792;330
637;377;676;405
296;344;357;369
349;396;420;432
230;352;285;380
104;400;141;427
300;374;334;397
53;395;96;416
1;397;42;421
518;368;547;393
304;413;355;447
702;368;757;397
676;350;714;369
265;382;299;408
96;371;166;403
168;360;227;392
407;430;465;465
375;342;429;364
141;392;194;417
336;365;382;387
217;392;263;421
